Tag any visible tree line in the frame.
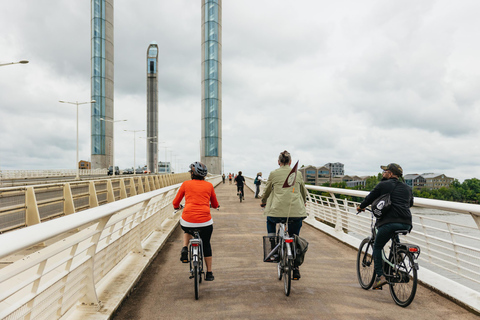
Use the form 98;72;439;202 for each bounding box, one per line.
313;174;480;204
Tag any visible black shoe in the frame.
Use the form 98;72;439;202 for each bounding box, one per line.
372;275;387;289
180;246;188;263
205;271;214;281
292;268;301;280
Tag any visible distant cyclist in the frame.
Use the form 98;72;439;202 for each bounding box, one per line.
235;171;245;200
357;163;413;289
173;161;219;281
261;150;307;280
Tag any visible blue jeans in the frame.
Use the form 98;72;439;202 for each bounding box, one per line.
373;223;411;277
266;216;304;237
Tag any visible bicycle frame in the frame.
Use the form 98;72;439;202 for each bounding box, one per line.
278;223;294;260
189;232;204;276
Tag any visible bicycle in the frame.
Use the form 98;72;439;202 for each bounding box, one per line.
175;205;218;300
188;229;204;300
237;186;244;202
263;221;296;296
356;208;420;307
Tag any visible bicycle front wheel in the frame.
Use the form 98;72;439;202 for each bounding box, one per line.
389;249;417;307
357;238;375;289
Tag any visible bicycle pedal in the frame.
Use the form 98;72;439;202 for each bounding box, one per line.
189;275;194;279
372;286;383;290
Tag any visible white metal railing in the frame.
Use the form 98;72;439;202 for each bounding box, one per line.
0;173;191;233
304;185;480;312
0;175;222;320
0;169;107;180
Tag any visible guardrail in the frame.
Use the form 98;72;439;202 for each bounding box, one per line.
0;169;107;180
303;185;480;312
0;173;191;233
0;175;222;320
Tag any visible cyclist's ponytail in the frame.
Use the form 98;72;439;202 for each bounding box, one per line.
278;150;291;165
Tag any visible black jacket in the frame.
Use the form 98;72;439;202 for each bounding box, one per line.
360;178;413;228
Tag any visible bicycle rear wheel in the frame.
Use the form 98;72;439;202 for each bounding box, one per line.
357;238;375;289
389;249;417;307
283;243;292;296
284;258;292;296
193;265;199;300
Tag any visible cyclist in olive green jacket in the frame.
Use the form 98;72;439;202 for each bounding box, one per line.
261;150;307;279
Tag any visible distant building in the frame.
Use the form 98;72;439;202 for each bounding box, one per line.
158;161;172;174
324;162;344;176
79;160;91;170
404;173;454;190
299;163;346;185
404;174;426;189
345;175;369;188
421;173;455;190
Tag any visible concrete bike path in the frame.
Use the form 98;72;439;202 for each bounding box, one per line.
112;182;477;320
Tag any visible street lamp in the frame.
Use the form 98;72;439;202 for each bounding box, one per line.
158;144;169;173
100;118;127;176
0;60;29;67
59;100;96;180
124;129;145;174
140;136;157;174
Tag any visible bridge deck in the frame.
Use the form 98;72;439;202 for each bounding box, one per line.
112;183;476;319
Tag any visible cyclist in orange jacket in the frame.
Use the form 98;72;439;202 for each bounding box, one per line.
173;161;219;281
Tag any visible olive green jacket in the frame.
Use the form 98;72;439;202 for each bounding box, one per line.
261;165;307;218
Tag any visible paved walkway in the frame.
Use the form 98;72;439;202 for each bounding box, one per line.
112;182;477;320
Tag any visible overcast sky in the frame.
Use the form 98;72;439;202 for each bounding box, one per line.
1;0;480;182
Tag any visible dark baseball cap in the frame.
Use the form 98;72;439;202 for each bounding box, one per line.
380;163;403;176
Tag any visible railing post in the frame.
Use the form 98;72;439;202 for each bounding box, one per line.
79;216;110;307
107;180;115;203
470;213;480;231
154;176;160;189
89;181;99;208
63;183;75;215
120;178;127;199
137;177;145;194
129;177;137;196
329;192;343;232
144;177;151;192
25;187;41;226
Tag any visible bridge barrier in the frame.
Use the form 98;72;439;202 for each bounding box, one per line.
303;185;480;313
0;175;222;320
0;169;108;180
246;177;479;312
0;173;191;233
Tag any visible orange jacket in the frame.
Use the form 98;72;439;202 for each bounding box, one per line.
172;180;219;224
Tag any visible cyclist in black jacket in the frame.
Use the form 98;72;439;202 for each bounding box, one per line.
357;163;413;289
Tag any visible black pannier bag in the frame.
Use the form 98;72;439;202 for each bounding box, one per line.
294;235;308;266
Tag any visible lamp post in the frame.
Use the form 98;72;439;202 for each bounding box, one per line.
100;118;127;176
0;60;29;67
59;100;96;180
124;129;145;174
141;136;158;173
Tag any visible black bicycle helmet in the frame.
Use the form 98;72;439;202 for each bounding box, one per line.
189;161;208;177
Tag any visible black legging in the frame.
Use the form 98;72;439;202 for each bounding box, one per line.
181;225;213;257
237;185;244;196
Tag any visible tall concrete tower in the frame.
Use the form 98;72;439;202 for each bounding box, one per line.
201;0;222;174
91;0;114;169
146;42;159;173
